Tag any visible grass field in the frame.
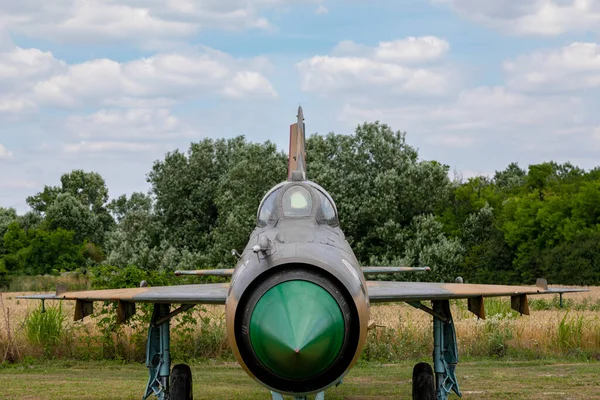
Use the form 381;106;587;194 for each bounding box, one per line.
2;285;600;363
1;283;600;399
1;359;599;399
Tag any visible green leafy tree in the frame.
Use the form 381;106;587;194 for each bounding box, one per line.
306;122;451;265
206;140;287;267
402;215;465;282
2;222;84;275
26;170;114;245
147;136;287;268
0;207;18;255
60;170;109;211
104;193;161;270
108;192;153;223
26;186;62;214
2;222;28;273
25;228;85;275
45;193;102;244
494;162;526;191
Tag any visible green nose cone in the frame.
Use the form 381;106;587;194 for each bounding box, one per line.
249;280;345;380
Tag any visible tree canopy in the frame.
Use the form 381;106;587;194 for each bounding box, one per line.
2;123;600;287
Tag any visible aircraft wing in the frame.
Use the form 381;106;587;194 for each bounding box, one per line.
366;280;587;318
17;283;229;305
174;269;234;277
366;281;586;303
362;266;430;274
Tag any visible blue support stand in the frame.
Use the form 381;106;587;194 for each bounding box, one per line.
144;303;172;400
432;300;461;400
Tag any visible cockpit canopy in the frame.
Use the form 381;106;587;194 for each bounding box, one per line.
257;181;339;227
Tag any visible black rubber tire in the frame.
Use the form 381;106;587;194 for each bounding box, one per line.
170;364;193;400
412;362;435;400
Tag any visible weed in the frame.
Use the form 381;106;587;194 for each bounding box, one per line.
24;302;66;356
557;311;586;352
0;294;21;362
3;285;600;364
5;273;89;292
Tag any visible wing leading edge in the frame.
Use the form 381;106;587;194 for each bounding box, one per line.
366;281;587;303
16;283;229;305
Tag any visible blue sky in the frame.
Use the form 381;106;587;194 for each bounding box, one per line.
1;0;600;212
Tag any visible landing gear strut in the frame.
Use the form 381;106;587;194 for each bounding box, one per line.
143;303;194;400
410;300;461;400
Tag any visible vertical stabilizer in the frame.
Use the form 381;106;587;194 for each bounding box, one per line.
287;106;307;181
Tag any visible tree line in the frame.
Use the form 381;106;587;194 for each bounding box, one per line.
1;122;599;287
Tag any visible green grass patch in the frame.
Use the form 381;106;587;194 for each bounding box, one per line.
0;359;598;399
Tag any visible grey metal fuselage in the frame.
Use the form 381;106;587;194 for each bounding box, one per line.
224;179;370;395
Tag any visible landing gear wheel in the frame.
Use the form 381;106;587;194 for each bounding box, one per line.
170;364;193;400
412;362;435;400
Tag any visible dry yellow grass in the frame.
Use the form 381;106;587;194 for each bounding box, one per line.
2;285;599;363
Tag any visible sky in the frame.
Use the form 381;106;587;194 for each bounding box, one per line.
1;0;600;213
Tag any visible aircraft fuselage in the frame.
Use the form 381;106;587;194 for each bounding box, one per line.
224;179;370;396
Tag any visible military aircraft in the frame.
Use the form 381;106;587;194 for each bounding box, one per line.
19;107;587;400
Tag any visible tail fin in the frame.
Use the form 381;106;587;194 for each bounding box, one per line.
287;106;307;181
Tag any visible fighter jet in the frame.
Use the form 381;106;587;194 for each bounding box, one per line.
19;107;587;400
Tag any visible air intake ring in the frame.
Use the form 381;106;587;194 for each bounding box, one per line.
235;266;359;394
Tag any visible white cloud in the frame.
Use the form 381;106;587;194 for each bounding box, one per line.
0;144;13;159
590;126;600;147
435;86;585;129
63;141;158;154
0;47;66;86
35;50;277;108
0;46;66;117
315;5;328;14
504;42;600;93
335;84;595;171
0;179;36;189
0;97;36;114
0;28;14;52
0;0;326;46
340;86;586;135
298;37;600;173
332;36;450;63
297;37;453;100
0;45;277;114
437;0;600;35
65;108;195;140
426;133;474;148
373;37;450;64
298;56;448;96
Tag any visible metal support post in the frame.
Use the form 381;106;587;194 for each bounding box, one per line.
432;300;461;400
559;293;564;308
433;306;444;396
144;303;172;400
